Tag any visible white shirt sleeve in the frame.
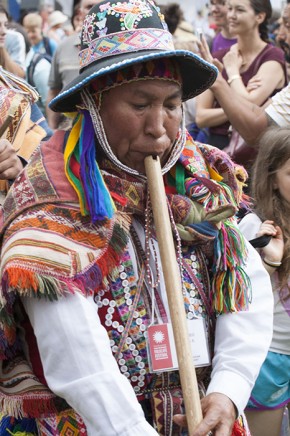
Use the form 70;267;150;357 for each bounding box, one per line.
207;240;273;415
21;293;158;436
238;213;262;241
265;83;290;127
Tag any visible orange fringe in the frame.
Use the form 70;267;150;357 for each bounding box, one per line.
7;268;39;292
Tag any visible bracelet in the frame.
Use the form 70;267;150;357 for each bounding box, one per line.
263;258;282;268
227;74;241;85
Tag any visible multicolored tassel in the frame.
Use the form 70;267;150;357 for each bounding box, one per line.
64;110;115;222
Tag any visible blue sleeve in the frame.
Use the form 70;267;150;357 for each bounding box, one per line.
49;39;58;55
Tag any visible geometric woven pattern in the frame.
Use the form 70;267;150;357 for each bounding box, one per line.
80;29;174;68
37;410;87;436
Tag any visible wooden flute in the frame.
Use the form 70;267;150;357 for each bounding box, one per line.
144;155;203;434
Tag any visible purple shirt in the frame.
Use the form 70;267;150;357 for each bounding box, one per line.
211;32;237;53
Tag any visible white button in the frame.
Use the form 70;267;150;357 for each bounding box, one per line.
126;337;132;344
118;325;124;333
122;280;129;286
105;320;112;326
112;321;119;328
103;298;109;306
132;350;139;356
118;265;125;272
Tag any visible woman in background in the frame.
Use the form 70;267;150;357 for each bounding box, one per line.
195;0;286;150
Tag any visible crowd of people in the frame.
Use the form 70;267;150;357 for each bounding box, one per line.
0;0;289;435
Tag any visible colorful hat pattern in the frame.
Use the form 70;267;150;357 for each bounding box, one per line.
50;0;217;112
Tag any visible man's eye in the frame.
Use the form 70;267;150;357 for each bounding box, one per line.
133;104;146;110
166;104;178;111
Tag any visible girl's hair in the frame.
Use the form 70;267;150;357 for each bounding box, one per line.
249;0;272;42
0;5;8;19
251;126;290;290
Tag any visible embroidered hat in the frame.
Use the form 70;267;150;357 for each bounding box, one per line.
50;0;217;113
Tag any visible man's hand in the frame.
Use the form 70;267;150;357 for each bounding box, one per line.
0;139;24;180
173;392;236;435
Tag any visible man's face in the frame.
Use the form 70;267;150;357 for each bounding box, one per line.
99;80;182;174
24;25;43;46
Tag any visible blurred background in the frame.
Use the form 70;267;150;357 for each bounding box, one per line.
3;0;285;24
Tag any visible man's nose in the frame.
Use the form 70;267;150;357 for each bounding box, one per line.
144;107;167;139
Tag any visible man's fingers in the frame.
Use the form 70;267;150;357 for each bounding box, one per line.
173;414;187;428
0;155;23;180
0;139;10;154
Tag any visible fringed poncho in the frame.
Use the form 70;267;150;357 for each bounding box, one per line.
0;129;251;362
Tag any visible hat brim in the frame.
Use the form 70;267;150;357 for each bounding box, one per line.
49;17;68;28
49;49;217;113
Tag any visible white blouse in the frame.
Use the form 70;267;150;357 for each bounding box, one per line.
239;212;290;355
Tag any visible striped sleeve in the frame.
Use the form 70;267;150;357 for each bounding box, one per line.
265;84;290;126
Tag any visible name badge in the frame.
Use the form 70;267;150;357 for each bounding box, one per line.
147;319;211;372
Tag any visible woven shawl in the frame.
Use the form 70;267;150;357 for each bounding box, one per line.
0;129;250;362
0;69;50;200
